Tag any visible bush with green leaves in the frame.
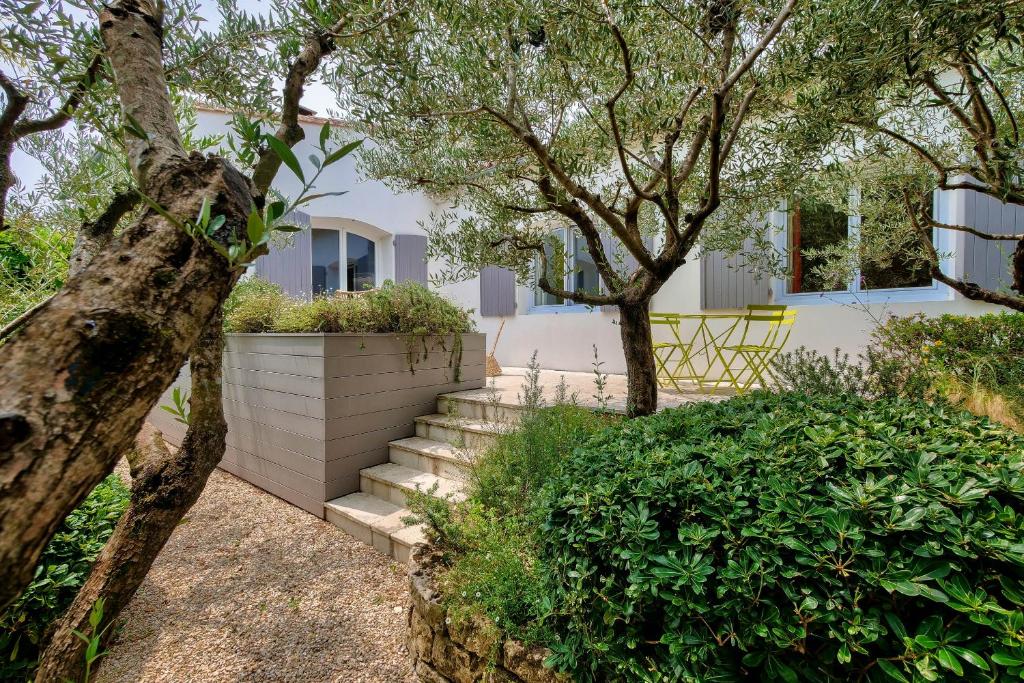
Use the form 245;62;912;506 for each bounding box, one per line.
867;312;1024;424
541;393;1024;681
407;404;613;645
771;346;871;398
0;475;130;679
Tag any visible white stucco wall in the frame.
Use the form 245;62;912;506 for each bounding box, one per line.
196;109;1005;376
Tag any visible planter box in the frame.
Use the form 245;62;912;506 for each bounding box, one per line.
149;333;485;516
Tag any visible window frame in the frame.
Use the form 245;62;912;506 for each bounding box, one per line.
309;225;384;295
771;190;955;306
530;227;604;314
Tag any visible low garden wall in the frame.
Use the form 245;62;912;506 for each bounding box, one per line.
408;546;565;683
149;332;485;516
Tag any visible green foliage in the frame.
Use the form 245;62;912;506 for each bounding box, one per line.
224;278;474;337
471;405;614;523
221;277;286;333
0;475;130;679
771;346;871;398
540;393;1024;681
408;405;613;645
869;313;1024;423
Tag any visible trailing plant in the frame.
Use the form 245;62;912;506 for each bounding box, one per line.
0;475;129;679
222;278;474;374
771;346;871;397
540;392;1024;681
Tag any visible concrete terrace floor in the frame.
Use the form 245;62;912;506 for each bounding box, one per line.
469;366;733;414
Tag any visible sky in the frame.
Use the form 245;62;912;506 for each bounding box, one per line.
9;0;339;195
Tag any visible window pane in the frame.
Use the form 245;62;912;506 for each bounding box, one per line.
859;197;934;290
311;228;340;295
571;232;601;299
535;228;565;306
788;198;849;293
346;233;376;291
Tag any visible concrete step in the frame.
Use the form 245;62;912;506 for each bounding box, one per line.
389;436;474;479
360;462;466;508
324;492;427;564
436;391;527;424
414;414;502;452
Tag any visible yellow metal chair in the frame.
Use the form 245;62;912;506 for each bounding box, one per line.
708;305;796;394
651;312;691;391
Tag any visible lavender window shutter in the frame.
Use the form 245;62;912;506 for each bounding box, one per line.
479;266;516;316
254;210;312;298
394;234;429;284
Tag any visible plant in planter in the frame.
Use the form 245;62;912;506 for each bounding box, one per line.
153;279;485;516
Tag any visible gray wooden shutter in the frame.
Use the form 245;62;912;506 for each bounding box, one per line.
479;266;516;316
700;237;770;310
960;188;1023;292
254;210;312;298
394;234;429;284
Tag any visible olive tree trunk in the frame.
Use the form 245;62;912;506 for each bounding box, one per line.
34;312;227;683
0;0;253;610
618;299;658;417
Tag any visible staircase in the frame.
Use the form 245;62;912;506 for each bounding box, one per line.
324;388;520;563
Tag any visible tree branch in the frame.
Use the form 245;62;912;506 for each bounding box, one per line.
251;16;350;194
11;53;105;138
720;0;797;93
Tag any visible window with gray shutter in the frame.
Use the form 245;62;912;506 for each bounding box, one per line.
394;234;429;285
960;189;1023;293
700;238;770;309
254;210;312;297
480;266;516;316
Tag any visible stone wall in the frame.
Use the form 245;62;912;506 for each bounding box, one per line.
408;546;567;683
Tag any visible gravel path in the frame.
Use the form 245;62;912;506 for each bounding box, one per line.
95;469;415;683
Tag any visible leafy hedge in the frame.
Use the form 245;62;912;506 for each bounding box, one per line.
541;393;1024;681
0;475;130;679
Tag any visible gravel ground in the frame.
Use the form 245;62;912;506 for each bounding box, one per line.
95;469;415;683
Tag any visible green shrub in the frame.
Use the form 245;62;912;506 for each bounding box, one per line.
541;393;1024;681
222;277;285;333
223;278;474;336
0;475;130;679
869;312;1024;426
407;405;613;645
771;346;871;397
472;404;614;522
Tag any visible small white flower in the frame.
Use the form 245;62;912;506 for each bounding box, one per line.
445;617;451;624
475;591;481;598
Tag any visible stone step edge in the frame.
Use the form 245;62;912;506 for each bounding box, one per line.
389;436;476;467
413;413;505;436
323;493;426;555
360;463;467;500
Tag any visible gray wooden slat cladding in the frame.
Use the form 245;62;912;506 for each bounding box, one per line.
147;333;485;518
479;266;516;316
700;238;770;309
394;233;429;284
253;210;312;297
961;189;1022;293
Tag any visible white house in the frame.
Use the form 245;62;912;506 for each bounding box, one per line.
195;107;1014;375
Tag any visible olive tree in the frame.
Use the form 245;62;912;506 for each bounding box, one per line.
0;0;389;643
341;0;806;415
790;0;1024;311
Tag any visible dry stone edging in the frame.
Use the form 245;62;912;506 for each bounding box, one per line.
408;545;568;683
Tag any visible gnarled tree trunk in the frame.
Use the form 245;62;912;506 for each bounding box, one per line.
34;312;227;683
0;0;253;610
618;298;658;418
